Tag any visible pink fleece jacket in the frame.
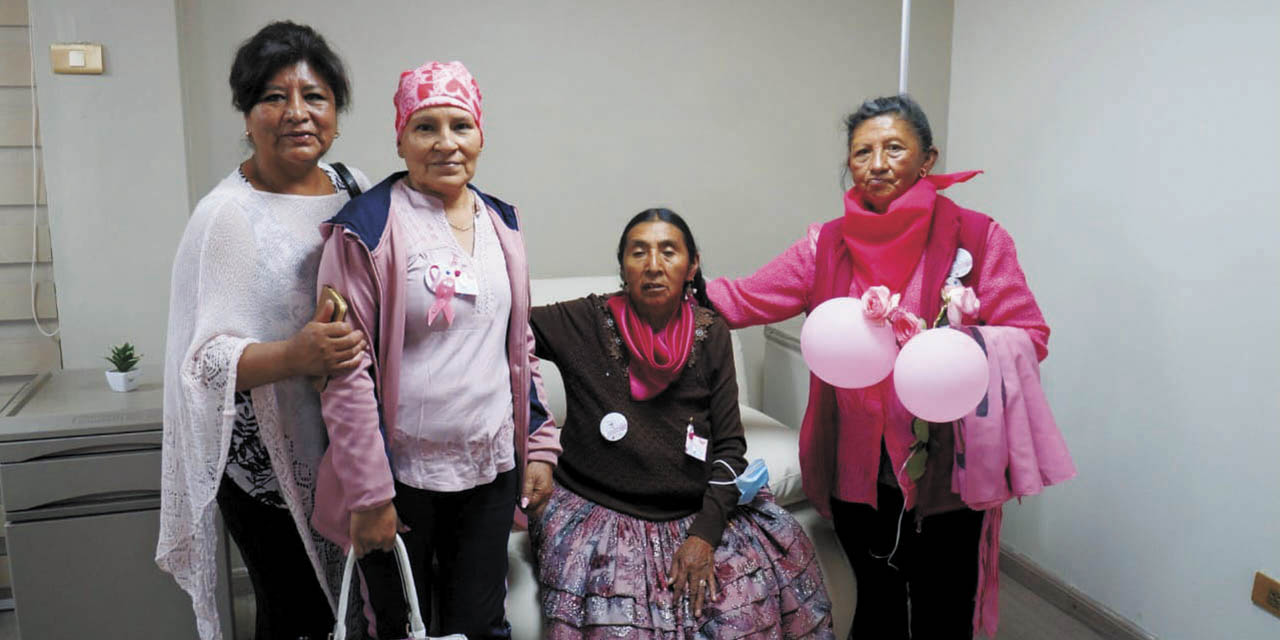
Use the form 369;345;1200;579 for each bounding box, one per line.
312;179;561;548
956;325;1075;509
708;219;1050;515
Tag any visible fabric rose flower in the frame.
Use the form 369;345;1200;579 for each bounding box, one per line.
944;286;981;327
861;286;900;324
889;307;925;345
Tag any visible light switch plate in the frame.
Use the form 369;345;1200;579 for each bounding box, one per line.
50;43;104;75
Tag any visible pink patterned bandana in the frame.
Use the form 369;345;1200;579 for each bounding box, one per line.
393;60;484;142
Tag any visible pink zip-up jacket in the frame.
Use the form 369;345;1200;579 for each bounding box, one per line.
708;197;1049;518
312;173;561;547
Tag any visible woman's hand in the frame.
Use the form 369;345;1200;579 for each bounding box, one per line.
287;299;367;377
349;501;404;557
520;461;554;520
669;535;717;617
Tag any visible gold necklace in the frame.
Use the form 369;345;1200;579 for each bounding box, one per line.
446;191;476;231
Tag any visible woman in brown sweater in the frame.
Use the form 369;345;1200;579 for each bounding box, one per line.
524;208;834;638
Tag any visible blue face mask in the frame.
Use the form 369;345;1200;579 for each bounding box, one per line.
711;458;770;505
734;458;770;505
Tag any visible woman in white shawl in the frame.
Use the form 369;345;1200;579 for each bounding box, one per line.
158;21;370;640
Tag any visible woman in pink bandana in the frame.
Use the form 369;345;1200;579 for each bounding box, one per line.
706;95;1054;639
527;209;835;638
313;61;561;639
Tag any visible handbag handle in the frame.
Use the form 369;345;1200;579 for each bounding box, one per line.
330;162;363;199
331;535;428;640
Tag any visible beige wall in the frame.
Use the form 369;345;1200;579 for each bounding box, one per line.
176;0;954;404
24;0;956;394
946;1;1280;637
906;0;953;171
29;0;190;369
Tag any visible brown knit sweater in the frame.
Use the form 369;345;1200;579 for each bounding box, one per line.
530;294;747;545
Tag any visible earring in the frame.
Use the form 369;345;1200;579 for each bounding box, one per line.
243;130;250;138
334;131;341;139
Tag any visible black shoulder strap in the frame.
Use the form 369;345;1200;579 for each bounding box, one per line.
330;162;362;199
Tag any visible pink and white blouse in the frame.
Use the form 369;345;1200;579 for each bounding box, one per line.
390;179;515;492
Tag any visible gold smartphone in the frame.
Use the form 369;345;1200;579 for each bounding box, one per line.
312;285;350;392
319;285;348;323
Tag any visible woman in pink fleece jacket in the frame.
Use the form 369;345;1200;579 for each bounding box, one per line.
313;61;560;639
707;95;1050;639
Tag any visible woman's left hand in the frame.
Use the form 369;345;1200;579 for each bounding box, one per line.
669;536;717;617
521;461;554;520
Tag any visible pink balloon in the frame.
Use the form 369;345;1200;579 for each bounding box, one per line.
893;328;989;422
801;297;898;389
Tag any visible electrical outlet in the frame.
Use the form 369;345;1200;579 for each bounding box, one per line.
1252;572;1280;619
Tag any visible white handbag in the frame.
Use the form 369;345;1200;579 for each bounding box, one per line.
331;535;463;640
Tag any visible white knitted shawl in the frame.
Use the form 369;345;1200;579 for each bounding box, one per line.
157;164;368;639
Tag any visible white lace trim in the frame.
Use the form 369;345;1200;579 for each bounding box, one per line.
388;410;517;492
158;335;247;640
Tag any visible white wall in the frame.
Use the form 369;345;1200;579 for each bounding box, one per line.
29;0;190;368
174;0;954;405
946;2;1280;637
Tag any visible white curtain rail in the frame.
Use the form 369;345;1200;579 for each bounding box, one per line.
899;0;911;94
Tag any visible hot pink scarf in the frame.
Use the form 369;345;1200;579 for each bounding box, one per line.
841;170;982;293
606;295;696;401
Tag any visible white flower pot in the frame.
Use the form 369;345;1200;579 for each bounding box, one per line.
105;369;140;392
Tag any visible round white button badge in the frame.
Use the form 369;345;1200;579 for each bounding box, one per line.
600;412;628;442
950;248;973;279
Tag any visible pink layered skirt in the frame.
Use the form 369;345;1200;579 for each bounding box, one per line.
530;486;834;639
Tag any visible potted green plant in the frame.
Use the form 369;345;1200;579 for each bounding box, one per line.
104;342;142;392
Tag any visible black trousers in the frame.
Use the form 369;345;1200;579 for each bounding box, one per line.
217;475;335;640
831;484;985;640
359;470;519;640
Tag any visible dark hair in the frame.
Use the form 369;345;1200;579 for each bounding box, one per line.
616;208;711;308
229;21;351;115
843;93;934;150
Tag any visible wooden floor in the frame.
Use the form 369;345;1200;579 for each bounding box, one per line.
0;571;1110;639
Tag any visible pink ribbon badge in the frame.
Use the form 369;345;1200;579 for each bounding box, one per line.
427;266;457;327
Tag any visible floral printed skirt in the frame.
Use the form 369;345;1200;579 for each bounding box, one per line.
529;486;835;639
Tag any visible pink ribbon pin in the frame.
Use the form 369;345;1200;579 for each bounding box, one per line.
427;267;457;327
